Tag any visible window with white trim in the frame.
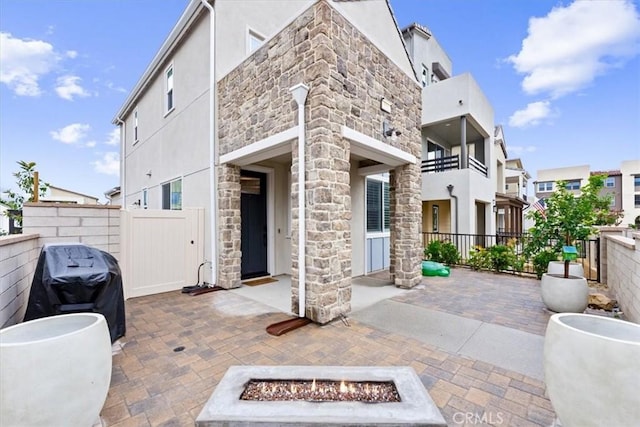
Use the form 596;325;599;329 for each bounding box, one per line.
634;175;640;190
162;178;182;210
165;65;174;113
134;109;139;142
565;180;580;191
609;198;616;208
248;30;265;54
537;181;553;192
366;179;390;232
421;65;429;87
605;177;615;187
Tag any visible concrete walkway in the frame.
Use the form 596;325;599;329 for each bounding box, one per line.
233;270;546;379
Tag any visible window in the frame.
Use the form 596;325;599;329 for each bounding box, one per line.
432;205;439;233
565;180;580;191
609;198;616;208
537;181;553;192
165;65;174;113
605;177;615;188
366;179;390;232
421;65;429;87
142;188;148;209
134;109;139;142
635;194;640;208
248;30;264;54
162;178;182;210
634;175;640;190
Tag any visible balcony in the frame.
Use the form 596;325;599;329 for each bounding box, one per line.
421;154;488;177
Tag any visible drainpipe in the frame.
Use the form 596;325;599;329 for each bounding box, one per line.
290;83;309;318
115;118;126;207
200;0;218;284
447;184;458;234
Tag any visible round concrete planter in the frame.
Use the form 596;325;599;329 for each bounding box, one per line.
547;261;584;278
540;273;588;313
544;313;640;427
1;313;112;426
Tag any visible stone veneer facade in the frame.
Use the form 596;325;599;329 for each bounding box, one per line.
217;1;422;323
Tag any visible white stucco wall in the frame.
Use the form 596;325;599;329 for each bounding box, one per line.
0;234;40;328
620;160;640;227
350;161;366;277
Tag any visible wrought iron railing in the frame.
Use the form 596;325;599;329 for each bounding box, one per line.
422;231;600;282
421;154;488;177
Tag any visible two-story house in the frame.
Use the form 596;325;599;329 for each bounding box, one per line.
112;0;423;324
402;23;496;241
532;160;640;228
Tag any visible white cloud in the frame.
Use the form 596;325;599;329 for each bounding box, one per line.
507;145;537;156
55;75;90;101
105;128;120;146
509;101;552;128
86;141;97;148
65;50;78;59
0;32;59;96
93;152;120;176
508;0;640;98
50;123;91;144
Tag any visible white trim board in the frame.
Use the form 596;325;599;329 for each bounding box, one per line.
220;127;297;166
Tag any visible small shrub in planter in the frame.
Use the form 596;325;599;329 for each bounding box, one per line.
424;240;460;266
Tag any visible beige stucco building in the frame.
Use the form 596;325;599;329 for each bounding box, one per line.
113;0;423;323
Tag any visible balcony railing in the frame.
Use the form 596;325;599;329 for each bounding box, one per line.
421;154;488;177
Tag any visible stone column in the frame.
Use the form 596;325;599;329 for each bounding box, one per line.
217;164;242;289
291;108;352;323
390;163;422;288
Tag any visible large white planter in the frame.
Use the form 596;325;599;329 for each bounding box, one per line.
0;313;112;427
547;261;584;278
540;273;588;313
544;313;640;427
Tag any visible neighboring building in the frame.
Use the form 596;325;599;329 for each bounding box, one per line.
104;186;122;206
41;185;99;205
402;23;496;237
113;0;423;323
0;202;10;235
532;160;640;228
493;125;529;235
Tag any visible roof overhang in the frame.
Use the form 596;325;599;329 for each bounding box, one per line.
219;127;297;166
342;126;416;167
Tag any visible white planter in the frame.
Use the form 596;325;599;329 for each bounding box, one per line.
540;273;588;313
544;313;640;427
547;261;584;278
1;313;112;427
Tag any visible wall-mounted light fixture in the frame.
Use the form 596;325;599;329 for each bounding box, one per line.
382;121;401;141
492;200;498;213
146;170;152;177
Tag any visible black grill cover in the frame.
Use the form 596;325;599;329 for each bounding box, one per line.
24;244;126;343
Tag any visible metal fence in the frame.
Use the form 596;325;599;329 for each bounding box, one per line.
422;232;600;282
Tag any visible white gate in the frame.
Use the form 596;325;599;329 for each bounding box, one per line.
120;208;204;298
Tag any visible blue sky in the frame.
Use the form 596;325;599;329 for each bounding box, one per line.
1;0;639;203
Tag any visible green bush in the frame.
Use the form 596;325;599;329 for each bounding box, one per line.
424;240;460;266
532;249;559;279
468;246;491;270
488;245;516;272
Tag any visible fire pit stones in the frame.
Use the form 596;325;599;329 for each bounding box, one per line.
196;365;447;426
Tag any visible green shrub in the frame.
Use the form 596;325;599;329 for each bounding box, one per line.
532;249;559;279
488;245;516;272
424;240;460;266
468;246;491;270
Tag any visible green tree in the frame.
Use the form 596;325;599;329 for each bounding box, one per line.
1;161;49;226
525;174;610;278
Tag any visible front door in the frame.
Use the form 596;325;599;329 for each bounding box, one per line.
241;170;268;279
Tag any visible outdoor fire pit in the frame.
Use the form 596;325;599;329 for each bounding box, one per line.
196;365;447;426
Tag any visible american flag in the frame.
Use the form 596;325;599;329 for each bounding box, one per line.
531;198;546;218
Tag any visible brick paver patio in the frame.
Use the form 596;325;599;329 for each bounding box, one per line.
100;269;558;426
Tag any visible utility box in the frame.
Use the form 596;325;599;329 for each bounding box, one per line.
562;246;578;262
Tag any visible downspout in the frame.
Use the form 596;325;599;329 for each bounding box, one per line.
200;0;217;284
290;83;309;318
115;118;126;207
447;184;458;234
